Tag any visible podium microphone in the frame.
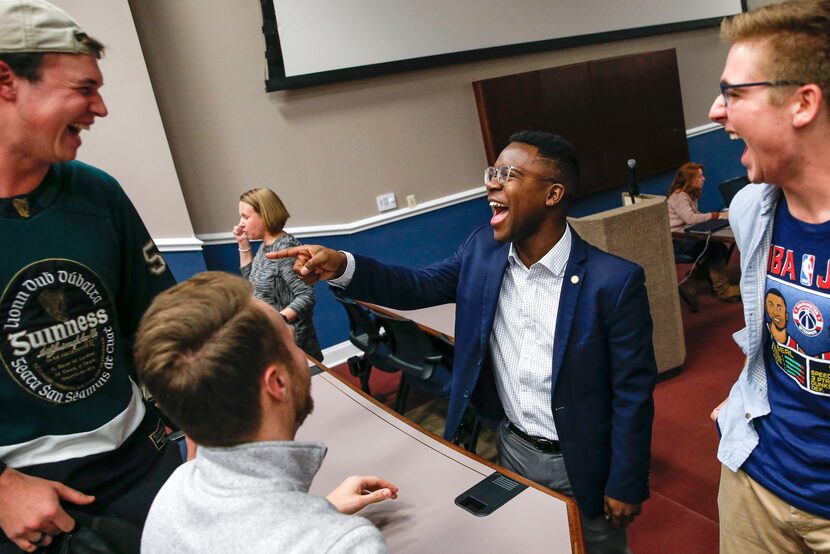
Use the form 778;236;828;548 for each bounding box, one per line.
627;159;639;203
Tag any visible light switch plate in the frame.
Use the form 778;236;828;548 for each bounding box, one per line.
376;192;397;212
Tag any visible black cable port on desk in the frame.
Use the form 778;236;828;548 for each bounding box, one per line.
454;472;528;517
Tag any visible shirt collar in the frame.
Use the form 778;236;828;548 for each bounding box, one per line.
507;224;572;276
0;164;62;220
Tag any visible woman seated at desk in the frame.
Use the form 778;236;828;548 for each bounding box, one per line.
667;162;740;303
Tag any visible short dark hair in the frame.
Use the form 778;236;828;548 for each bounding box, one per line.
0;37;105;83
134;272;293;447
0;52;44;82
508;131;581;198
766;287;786;304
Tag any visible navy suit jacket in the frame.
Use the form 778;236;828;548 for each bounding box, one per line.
344;224;657;517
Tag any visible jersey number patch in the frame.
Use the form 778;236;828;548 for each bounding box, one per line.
142;241;167;276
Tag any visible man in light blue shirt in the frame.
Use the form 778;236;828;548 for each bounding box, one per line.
708;1;830;551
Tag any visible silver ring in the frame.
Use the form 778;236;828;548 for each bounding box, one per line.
30;532;44;545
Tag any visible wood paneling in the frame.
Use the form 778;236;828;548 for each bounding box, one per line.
473;49;688;198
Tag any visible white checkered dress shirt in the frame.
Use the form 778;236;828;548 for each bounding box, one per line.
490;225;572;441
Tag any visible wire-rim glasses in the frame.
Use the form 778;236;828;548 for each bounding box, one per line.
484;165;558;185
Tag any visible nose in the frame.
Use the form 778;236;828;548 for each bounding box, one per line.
92;92;108;118
709;94;726;125
485;175;502;192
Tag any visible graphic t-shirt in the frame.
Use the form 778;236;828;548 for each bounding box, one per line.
742;198;830;518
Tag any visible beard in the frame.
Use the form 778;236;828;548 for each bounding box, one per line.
292;366;314;426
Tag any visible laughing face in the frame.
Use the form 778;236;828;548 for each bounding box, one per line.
709;40;796;185
11;53;107;166
486;142;561;247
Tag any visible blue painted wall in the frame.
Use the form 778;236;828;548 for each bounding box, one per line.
163;250;208;282
197;128;747;352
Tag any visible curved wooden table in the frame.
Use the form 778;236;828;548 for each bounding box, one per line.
298;360;584;553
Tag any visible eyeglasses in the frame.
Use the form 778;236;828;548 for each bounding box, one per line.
719;80;805;106
484;165;558;186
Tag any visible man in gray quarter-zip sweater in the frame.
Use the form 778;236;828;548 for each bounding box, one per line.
133;272;398;554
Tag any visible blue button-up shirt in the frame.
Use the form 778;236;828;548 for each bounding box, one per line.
718;183;780;471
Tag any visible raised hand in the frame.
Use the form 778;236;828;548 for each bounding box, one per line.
232;224;250;247
266;245;347;285
326;475;399;515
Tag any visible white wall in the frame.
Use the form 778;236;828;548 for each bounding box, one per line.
51;0;197;246
129;0;741;239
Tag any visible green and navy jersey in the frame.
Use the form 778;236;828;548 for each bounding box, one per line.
0;161;175;495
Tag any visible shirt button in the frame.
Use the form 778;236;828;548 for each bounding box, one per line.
463;389;471;398
745;412;751;419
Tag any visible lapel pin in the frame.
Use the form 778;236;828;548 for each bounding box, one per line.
570;275;579;284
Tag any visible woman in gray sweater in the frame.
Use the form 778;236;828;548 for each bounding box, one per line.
234;188;323;360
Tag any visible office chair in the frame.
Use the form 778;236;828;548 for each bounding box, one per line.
674;234;714;313
718;175;750;209
370;311;452;409
370;310;480;452
330;289;397;395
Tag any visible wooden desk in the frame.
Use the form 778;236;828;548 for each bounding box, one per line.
363;302;456;339
672;226;736;260
672;226;734;242
298;366;584;553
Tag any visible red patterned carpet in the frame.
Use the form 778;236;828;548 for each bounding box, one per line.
630;287;745;553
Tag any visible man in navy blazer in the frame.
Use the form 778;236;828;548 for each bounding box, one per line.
272;131;657;553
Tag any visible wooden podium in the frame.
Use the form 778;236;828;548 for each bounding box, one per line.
568;194;685;375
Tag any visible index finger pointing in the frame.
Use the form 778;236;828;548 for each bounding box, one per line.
265;246;305;260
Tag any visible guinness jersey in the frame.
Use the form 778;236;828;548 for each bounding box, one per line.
0;161;175;499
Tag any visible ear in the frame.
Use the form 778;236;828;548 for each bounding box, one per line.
0;60;18;101
545;183;565;208
262;363;289;402
791;83;823;129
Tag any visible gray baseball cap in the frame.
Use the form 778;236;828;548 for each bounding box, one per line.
0;0;101;56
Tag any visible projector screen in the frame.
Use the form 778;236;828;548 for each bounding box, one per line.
260;0;745;91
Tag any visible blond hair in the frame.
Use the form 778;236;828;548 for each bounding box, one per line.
239;188;290;234
134;272;292;447
721;0;830;104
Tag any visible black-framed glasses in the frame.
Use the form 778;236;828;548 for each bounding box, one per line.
719;80;805;106
484;165;558;185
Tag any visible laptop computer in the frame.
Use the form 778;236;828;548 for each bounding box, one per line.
684;219;730;235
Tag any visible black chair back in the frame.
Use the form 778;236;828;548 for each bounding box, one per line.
371;311;447;381
718;175;750;208
331;290;383;355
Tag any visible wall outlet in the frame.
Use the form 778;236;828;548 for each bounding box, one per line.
406;194;417;208
376;192;397;212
